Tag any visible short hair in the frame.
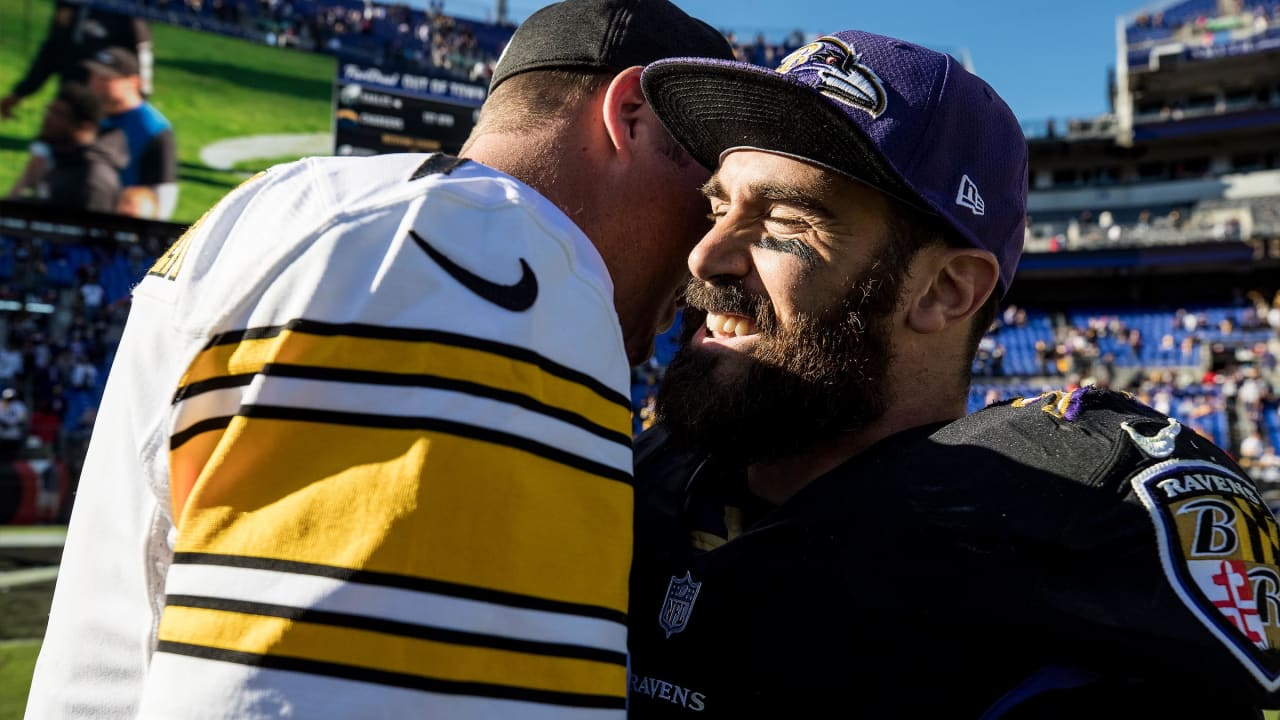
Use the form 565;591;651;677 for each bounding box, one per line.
56;83;103;126
469;69;612;138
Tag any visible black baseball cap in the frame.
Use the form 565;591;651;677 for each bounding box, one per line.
489;0;734;92
83;46;140;78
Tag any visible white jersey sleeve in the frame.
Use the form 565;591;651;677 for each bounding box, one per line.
26;154;635;719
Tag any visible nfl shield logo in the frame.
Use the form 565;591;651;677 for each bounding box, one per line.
659;571;702;638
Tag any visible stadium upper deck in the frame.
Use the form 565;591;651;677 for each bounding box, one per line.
1021;0;1280;259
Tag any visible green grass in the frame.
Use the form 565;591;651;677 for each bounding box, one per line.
0;0;335;223
0;519;61;720
0;581;55;642
0;639;41;720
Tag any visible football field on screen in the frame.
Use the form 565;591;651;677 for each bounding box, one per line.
0;0;335;225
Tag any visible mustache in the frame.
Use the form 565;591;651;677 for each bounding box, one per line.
681;278;776;331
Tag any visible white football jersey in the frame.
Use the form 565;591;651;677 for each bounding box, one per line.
26;154;634;719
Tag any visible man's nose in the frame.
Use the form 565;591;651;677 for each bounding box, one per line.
688;225;752;283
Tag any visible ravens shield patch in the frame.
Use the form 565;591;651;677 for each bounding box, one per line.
1133;458;1280;690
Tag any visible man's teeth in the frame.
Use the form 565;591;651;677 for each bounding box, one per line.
705;312;758;338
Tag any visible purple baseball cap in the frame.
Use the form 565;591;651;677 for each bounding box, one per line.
641;30;1029;296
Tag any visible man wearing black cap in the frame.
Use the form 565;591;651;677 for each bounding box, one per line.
627;31;1280;717
26;1;732;718
0;1;153;121
84;46;178;220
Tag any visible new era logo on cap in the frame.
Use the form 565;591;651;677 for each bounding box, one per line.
955;175;985;216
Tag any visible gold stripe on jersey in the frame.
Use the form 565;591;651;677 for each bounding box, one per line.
148;229;194;281
174;418;632;615
174;326;631;440
157;604;625;700
170;429;223;523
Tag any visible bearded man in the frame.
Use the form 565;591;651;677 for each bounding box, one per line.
626;29;1280;718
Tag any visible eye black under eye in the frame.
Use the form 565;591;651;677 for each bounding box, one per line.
756;236;819;264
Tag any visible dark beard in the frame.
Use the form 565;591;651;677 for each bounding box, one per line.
654;267;901;465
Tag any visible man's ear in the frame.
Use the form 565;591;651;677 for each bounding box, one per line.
905;248;999;334
599;66;648;164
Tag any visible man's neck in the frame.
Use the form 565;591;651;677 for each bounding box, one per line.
462;132;604;244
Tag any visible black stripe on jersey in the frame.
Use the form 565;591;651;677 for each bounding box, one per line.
170;552;628;625
173;373;254;403
167;403;631;482
155;641;626;710
200;320;630;410
233;404;632;484
173;363;631;449
410;153;468;180
165;594;627;666
170;416;233;450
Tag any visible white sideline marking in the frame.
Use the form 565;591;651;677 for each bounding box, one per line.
199;132;333;170
0;566;58;588
0;530;66;548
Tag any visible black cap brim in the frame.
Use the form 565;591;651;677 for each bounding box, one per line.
82;60;126;78
642;58;920;211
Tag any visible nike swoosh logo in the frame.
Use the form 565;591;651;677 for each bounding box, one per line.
408;229;538;312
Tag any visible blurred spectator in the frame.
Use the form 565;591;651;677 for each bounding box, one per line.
0;3;152;121
0;341;22;385
1259;445;1280;485
1001;303;1019;327
0;388;30;461
77;263;105;321
639;394;657;432
7;83;126;213
64;402;97;461
1242;430;1265;465
29;400;62;450
68;354;98;391
84;47;179;219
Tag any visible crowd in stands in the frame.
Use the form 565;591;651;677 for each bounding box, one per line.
0;234;150;479
632;289;1280;494
1024;196;1272;252
90;0;815;87
1127;0;1280;46
969;290;1280;487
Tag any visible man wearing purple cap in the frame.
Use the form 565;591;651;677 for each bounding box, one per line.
627;31;1280;717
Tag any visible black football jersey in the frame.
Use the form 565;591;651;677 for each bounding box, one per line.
629;386;1280;718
